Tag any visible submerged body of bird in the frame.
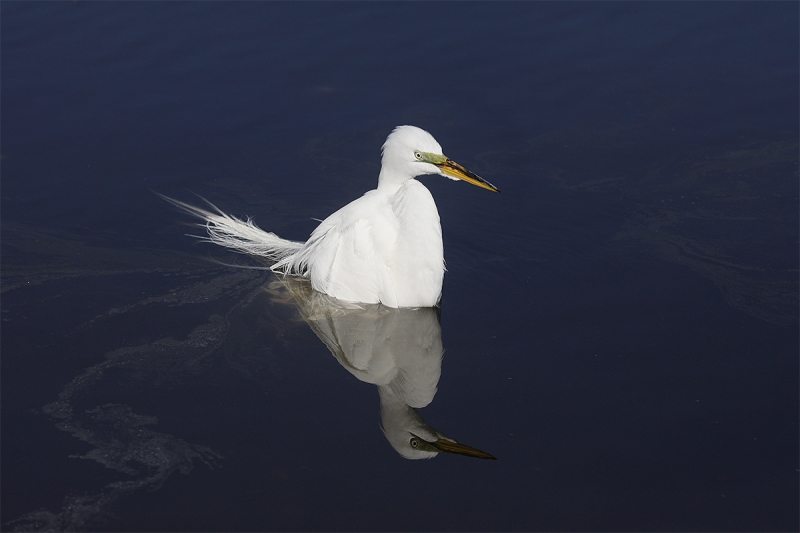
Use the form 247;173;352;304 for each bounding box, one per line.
162;125;499;307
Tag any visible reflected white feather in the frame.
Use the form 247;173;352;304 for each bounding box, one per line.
277;280;445;459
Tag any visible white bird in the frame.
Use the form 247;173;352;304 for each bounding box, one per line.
162;125;499;308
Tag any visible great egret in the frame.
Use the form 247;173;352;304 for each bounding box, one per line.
162;125;499;308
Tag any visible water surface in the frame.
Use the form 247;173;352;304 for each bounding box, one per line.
2;2;798;531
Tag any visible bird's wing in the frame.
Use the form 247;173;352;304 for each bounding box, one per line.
293;192;400;305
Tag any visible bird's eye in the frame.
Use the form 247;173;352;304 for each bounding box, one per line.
410;438;419;448
414;151;422;160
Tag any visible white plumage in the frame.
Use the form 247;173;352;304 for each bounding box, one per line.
162;125;498;308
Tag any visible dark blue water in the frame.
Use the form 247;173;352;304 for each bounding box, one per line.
2;2;797;531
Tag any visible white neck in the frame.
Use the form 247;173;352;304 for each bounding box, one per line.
377;167;412;194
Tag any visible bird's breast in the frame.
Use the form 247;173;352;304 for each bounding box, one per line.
304;181;445;308
385;181;445;307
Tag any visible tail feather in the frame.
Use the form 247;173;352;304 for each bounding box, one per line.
158;193;304;268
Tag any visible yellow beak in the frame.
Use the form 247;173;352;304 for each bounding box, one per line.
437;158;500;193
432;437;497;460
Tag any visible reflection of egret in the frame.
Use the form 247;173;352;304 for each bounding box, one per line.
161;126;499;308
273;279;495;460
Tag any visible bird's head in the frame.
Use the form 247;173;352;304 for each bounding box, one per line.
405;431;497;460
380;387;496;460
379;125;500;193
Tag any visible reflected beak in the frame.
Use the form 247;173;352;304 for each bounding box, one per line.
437;158;500;193
432;438;497;460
